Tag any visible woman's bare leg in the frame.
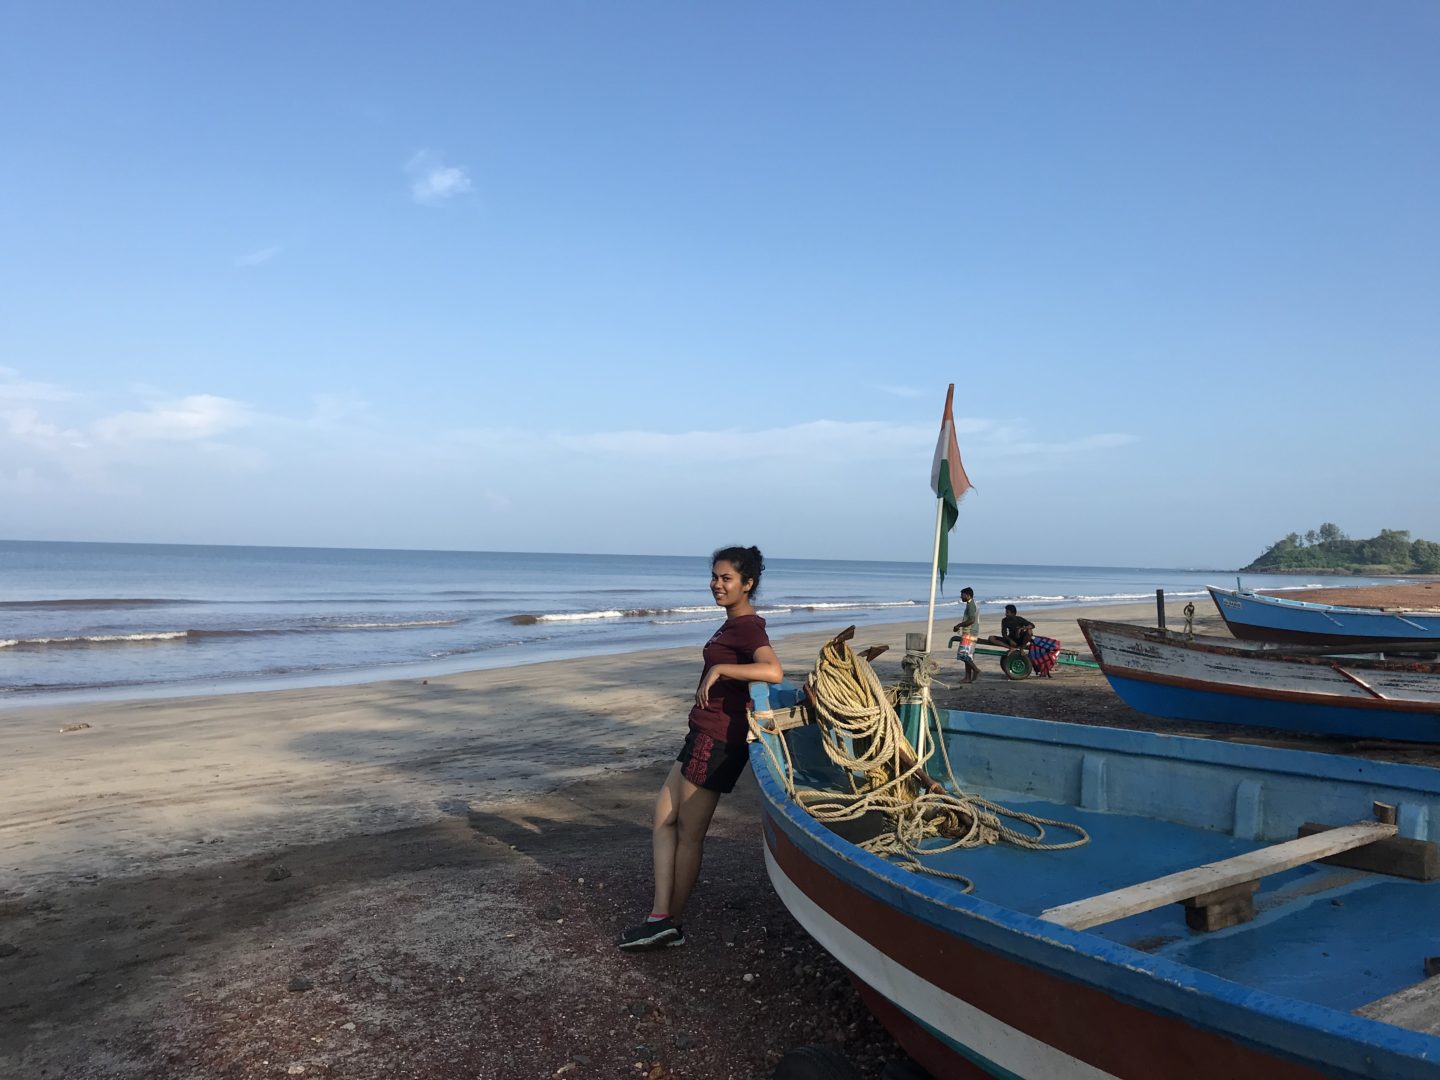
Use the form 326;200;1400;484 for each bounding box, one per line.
650;763;721;920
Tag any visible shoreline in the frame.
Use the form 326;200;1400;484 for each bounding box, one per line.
4;568;1415;712
0;600;1148;895
0;591;1245;712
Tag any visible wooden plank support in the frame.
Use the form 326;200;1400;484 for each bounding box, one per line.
1296;822;1439;881
1182;881;1259;932
1040;820;1398;931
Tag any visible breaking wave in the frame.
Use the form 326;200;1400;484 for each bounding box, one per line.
507;599;920;626
0;619;464;650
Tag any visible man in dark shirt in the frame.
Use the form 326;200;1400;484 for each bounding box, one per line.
995;605;1035;649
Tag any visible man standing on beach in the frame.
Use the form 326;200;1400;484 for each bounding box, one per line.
953;587;981;684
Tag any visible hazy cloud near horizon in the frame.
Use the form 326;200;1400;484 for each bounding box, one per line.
0;371;1157;560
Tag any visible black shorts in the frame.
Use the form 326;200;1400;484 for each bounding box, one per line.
677;728;750;793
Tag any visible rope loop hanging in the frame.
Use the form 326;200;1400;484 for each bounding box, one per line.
753;633;1088;892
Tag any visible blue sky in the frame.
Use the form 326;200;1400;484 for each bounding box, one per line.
2;2;1436;567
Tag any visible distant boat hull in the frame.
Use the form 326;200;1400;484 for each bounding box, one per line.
1209;586;1440;647
1080;619;1440;742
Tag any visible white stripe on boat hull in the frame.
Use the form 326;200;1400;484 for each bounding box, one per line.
763;844;1117;1080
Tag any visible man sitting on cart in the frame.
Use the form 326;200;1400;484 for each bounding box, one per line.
987;604;1063;677
991;605;1035;650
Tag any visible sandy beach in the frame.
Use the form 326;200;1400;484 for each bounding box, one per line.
3;592;1436;1079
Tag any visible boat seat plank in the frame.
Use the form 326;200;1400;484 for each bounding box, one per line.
1040;820;1397;931
1355;976;1440;1035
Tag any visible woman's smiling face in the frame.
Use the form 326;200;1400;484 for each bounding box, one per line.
710;560;752;609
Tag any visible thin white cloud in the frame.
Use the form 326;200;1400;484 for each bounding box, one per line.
0;366;77;403
0;367;1138;540
406;149;473;205
442;417;1137;469
989;432;1139;457
2;407;88;449
305;393;370;428
94;394;256;443
235;245;282;268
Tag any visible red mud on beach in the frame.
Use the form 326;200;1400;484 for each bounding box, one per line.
1260;582;1440;610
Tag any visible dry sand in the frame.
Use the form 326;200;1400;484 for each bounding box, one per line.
2;590;1434;1079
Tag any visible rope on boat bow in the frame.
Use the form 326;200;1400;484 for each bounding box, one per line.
752;632;1088;893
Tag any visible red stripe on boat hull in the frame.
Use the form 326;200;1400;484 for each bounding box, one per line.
763;811;1329;1080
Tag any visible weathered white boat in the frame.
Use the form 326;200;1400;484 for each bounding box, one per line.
1079;618;1440;743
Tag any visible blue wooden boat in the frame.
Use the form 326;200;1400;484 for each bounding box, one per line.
750;682;1440;1078
1080;618;1440;743
1209;585;1440;647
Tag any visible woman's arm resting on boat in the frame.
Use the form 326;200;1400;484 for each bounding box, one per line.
695;646;784;708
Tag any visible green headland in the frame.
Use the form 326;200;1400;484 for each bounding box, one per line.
1244;524;1440;575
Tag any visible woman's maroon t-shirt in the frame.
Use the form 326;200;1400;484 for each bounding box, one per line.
687;613;770;744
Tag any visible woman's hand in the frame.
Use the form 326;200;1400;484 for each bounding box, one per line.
695;668;721;709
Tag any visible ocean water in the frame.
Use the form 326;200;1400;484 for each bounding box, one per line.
0;540;1399;705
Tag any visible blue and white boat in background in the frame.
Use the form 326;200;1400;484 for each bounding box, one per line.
751;687;1440;1078
1079;619;1440;743
1208;585;1440;648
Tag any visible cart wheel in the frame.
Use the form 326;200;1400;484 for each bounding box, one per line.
772;1044;860;1080
1001;649;1033;680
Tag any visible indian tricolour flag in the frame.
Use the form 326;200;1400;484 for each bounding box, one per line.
929;383;973;588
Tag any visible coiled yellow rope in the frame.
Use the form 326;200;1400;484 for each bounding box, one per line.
753;635;1089;892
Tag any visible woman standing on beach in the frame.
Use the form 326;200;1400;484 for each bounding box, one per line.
619;545;783;951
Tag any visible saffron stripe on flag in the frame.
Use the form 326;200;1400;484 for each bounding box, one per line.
930;384;973;588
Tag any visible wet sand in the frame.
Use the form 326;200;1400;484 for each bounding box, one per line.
2;589;1433;1078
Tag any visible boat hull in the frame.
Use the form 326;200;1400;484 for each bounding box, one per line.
751;713;1440;1078
1102;671;1440;741
761;817;1316;1079
1209;586;1440;647
1080;619;1440;743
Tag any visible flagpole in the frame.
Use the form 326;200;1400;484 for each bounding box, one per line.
923;495;945;655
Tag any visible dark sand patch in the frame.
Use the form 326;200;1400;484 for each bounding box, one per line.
0;767;912;1080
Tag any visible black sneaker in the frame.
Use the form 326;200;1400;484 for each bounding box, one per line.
618;916;681;951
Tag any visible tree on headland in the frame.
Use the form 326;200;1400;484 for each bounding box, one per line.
1244;525;1440;574
1412;539;1440;574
